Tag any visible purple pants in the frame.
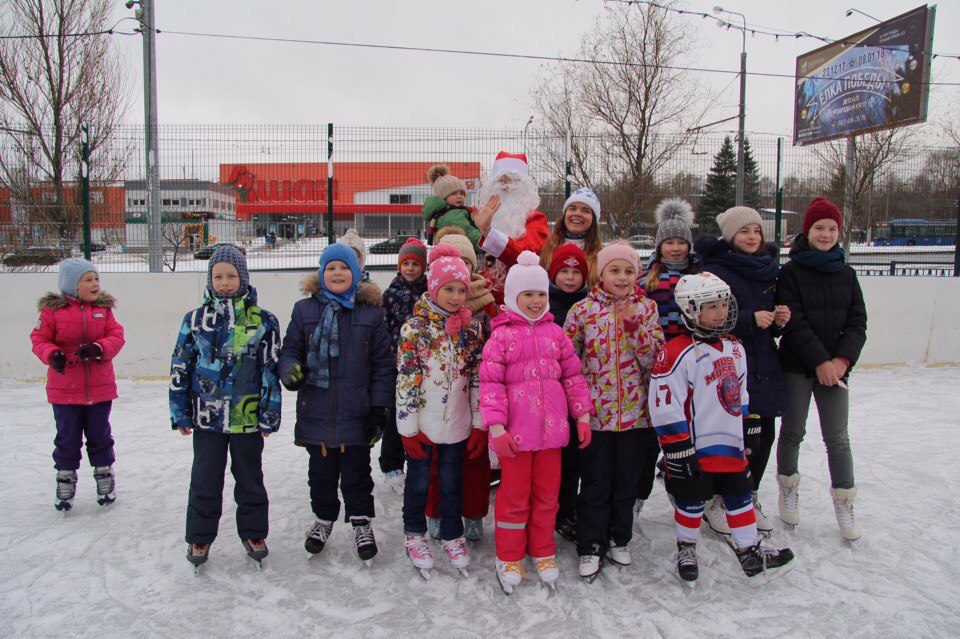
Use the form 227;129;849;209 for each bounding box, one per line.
52;401;115;471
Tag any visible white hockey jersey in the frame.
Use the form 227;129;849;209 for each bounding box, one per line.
649;334;750;473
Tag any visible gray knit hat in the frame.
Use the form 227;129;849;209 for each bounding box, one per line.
427;164;466;200
716;206;764;242
208;245;249;296
337;228;367;269
654;198;695;248
58;258;98;298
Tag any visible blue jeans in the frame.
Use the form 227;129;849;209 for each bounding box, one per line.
403;439;466;541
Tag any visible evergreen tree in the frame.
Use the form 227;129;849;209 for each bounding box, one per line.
743;137;763;210
700;136;737;236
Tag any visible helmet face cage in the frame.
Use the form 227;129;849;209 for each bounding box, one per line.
676;275;739;339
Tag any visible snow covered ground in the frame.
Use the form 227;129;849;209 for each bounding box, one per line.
1;366;957;638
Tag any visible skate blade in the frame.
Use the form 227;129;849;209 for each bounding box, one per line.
497;577;514;595
363;559;374;568
540;579;557;592
418;568;432;580
457;567;470;577
747;559;796;586
758;529;773;539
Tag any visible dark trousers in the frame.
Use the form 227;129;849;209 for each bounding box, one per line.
403;440;466;541
378;412;405;474
748;416;777;491
306;444;375;523
557;427;580;523
635;427;662;501
576;429;646;556
52;401;114;471
185;429;268;545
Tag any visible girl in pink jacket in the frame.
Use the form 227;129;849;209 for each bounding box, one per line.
30;259;125;512
479;251;592;593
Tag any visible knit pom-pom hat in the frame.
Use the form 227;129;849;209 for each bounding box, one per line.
397;237;428;271
428;164;466;200
654;198;695;248
504;250;550;321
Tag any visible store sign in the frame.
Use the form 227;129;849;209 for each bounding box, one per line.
223;165;334;203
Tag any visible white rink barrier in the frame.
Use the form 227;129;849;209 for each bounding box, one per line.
3;272;958;379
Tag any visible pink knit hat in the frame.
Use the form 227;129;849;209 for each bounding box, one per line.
596;241;638;276
504;251;550;321
427;244;471;300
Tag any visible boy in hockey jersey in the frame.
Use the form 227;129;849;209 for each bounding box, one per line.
649;273;795;586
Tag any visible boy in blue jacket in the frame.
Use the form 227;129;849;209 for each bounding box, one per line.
170;245;282;570
279;243;395;563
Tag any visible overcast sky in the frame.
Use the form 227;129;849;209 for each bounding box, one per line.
109;0;960;140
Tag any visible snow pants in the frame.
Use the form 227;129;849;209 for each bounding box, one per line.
557;423;580;525
403;440;466;541
378;411;405;475
777;372;854;489
425;445;491;521
748;415;777;491
495;448;561;562
52;401;114;471
306;443;375;523
633;427;662;501
186;429;268;545
576;429;649;557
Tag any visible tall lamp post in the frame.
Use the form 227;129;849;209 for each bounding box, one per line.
714;6;747;206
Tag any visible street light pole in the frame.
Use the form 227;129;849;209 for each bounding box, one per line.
715;7;748;206
131;0;162;272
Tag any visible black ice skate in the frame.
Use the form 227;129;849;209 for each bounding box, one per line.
187;543;209;575
242;538;268;569
674;541;698;587
55;469;77;512
351;517;378;564
735;541;796;584
93;465;116;505
305;519;334;555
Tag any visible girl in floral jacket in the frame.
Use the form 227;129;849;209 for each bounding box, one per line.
479;251;592;592
564;242;665;580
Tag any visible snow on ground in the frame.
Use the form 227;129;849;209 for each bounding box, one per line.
1;366;958;639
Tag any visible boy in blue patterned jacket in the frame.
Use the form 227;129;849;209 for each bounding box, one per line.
169;246;281;570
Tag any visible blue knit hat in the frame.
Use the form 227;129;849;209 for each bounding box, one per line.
318;243;361;309
58;258;98;298
208;245;249;297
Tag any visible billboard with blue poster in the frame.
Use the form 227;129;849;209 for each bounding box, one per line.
794;5;935;146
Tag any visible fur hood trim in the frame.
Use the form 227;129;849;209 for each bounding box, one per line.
37;291;116;312
300;273;382;307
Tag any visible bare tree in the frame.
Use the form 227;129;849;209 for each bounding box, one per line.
0;0;130;242
530;2;710;234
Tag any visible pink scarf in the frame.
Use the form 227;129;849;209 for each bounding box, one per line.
444;307;473;336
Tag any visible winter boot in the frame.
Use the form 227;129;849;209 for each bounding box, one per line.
830;487;861;541
735;540;796;582
675;541;698;585
304;519;334;555
351;517;378;561
704;495;731;535
633;498;645;522
441;536;471;573
426;517;441;540
606;539;632;566
497;559;527;593
778;473;801;526
93;465;116;505
242;538;268;562
532;555;559;588
404;533;435;575
753;493;774;535
555;514;577;543
463;517;483;542
55;469;77;512
186;542;210;567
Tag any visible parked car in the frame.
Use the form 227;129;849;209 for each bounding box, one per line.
369;236;409;254
628;235;655;250
193;243;246;260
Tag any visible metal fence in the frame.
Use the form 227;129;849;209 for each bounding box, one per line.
1;125;957;275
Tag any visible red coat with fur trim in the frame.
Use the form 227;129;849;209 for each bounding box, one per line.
30;292;125;405
479;211;549;304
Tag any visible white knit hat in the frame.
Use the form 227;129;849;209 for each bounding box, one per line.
716;206;764;242
337;228;367;268
503;251;549;321
563;187;601;221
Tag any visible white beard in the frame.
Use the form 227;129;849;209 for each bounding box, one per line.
478;174;540;239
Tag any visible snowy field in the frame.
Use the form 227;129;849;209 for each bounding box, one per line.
1;366;958;639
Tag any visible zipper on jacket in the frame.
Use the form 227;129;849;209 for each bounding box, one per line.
531;324;546;449
80;302;91;405
614;308;622;431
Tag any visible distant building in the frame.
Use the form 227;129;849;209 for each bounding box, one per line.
124;180;241;249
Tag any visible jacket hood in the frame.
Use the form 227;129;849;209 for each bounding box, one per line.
203;285;258;306
694;235;780;261
491;308;555;330
300;272;383;306
37;291;116;312
389;273;428;293
411;294;448;326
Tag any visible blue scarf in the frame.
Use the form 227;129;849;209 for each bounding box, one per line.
700;237;779;283
790;234;846;273
306;244;362;388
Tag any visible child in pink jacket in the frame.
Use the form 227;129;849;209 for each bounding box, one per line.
479;251;592;593
30;259;125;512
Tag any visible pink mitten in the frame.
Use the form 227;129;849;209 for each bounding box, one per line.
490;431;517;460
576;420;592;449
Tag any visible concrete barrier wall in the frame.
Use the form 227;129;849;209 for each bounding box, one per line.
2;272;958;379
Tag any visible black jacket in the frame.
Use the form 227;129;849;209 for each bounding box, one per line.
696;235;788;418
775;239;868;377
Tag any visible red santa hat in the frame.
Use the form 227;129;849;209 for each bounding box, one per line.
491;151;530;178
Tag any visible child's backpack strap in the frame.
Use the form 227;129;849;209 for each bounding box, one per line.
426;205;477;246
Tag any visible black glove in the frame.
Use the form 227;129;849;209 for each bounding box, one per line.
365;406;391;446
743;416;762;459
281;363;305;391
50;350;67;374
662;439;701;481
75;343;103;362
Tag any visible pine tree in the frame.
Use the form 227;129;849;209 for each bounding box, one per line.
743;138;763;210
700;136;737;235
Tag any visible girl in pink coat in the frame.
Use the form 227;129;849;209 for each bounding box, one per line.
479;251;592;593
30;259;125;512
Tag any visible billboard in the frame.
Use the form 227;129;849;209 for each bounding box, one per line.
793;5;936;146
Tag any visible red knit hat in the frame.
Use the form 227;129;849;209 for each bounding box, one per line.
398;237;428;271
803;197;843;235
548;243;589;283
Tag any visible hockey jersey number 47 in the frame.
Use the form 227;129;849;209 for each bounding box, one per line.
649;334;750;473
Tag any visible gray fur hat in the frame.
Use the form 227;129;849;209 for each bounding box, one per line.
654;198;696;248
